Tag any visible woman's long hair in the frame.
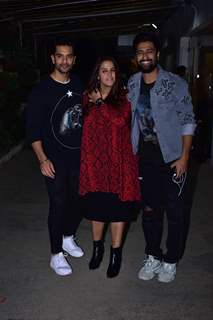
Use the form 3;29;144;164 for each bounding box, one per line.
86;56;127;107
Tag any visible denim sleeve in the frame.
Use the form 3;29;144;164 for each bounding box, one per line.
174;79;196;135
127;75;135;102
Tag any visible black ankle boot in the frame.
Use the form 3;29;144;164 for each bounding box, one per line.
89;240;104;270
107;246;122;278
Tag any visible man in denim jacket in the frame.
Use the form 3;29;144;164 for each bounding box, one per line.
128;31;196;283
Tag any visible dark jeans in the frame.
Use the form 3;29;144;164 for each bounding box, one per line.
140;143;185;263
45;162;82;254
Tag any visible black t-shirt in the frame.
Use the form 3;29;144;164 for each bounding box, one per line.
136;77;157;143
26;74;83;169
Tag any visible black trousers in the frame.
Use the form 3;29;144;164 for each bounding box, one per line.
45;162;82;254
140;143;185;263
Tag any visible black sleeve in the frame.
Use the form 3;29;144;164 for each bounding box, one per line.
25;86;45;144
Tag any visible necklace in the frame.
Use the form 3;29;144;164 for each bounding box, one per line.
51;75;70;84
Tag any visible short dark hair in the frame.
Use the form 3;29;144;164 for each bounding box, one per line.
133;31;161;53
50;37;75;55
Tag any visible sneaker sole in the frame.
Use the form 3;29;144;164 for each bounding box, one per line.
50;265;72;276
138;272;158;281
157;276;175;283
138;266;161;281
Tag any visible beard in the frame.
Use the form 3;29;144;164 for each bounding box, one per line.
55;64;72;74
138;59;158;73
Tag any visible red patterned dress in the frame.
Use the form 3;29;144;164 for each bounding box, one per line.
79;94;141;222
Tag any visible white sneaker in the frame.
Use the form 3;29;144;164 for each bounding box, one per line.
158;262;176;283
50;252;72;276
138;255;161;280
62;235;84;258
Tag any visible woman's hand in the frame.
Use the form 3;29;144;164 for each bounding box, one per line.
88;90;102;104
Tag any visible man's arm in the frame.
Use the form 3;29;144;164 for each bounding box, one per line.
171;78;196;176
26;85;55;179
32;141;55;179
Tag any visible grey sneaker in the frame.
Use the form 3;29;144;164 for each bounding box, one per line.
138;255;161;280
158;262;177;283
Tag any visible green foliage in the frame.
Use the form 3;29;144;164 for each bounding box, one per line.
0;23;38;155
0;72;24;155
14;48;38;99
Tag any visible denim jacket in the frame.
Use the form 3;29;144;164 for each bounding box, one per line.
127;66;196;163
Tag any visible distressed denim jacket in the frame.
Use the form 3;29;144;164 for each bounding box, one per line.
127;66;196;163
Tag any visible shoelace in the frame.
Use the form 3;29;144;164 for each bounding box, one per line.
58;252;68;261
57;252;69;268
143;257;154;269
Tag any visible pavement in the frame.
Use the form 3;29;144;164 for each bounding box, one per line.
0;148;213;320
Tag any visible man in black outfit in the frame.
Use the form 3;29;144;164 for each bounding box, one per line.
26;39;84;276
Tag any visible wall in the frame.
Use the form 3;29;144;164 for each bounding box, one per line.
191;0;213;32
160;1;213;68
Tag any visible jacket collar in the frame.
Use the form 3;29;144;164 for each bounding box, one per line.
135;65;168;86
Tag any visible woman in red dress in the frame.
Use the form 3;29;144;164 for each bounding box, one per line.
79;57;141;277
